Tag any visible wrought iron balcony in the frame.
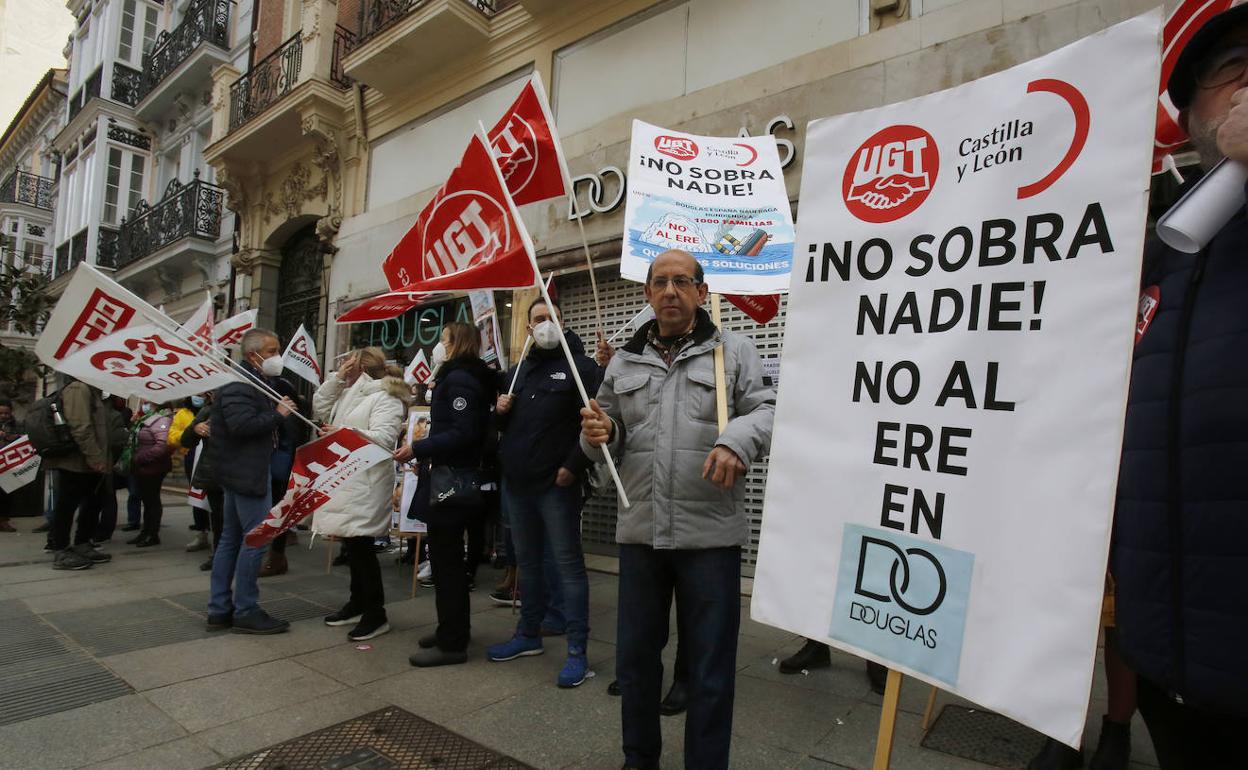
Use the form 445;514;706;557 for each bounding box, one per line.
357;0;502;45
115;171;224;269
229;33;302;133
139;0;231;103
112;64;143;106
67;69;102;120
97;226;120;269
55;243;69;277
332;25;358;88
0;170;55;210
70;230;87;269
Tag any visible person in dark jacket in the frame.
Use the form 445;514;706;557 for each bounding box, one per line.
260;376;312;578
207;328;296;635
44;377;115;570
1111;8;1248;767
84;395;130;543
396;321;497;667
486;297;602;688
181;394;224;571
126;401;173;547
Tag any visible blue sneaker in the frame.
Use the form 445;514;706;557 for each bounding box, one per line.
557;648;588;688
487;633;543;662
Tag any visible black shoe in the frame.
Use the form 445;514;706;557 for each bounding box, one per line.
324;607;363;627
659;680;688;716
32;522;51;533
779;639;832;674
418;633;438;649
120;523;140;532
73;543;111;563
1088;717;1130;770
200;558;213;571
125;533;145;545
331;553;348;567
206;612;233;631
134;534;160;548
232;610;290;635
489;589;517;606
409;648;467;667
418;576;435;588
1028;738;1083;770
866;660;888;695
347;618;391;642
607;679;621;696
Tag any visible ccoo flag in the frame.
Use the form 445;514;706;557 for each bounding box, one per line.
487;72;571;205
379;131;538;296
215;309;258;349
282;324;323;386
403;348;433;385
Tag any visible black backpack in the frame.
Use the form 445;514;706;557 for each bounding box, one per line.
24;390;78;457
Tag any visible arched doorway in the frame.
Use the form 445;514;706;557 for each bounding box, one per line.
275;223;323;372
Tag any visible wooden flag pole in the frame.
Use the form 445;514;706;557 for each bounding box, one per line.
710;295;730;431
872;669;905;770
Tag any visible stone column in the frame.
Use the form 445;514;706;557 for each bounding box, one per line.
300;0;340;85
209;64;240;144
233;247;283;331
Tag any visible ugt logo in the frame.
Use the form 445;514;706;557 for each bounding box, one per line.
854;535;947;616
654;135;699;161
420;191;511;277
490;115;538;194
843;125;939;223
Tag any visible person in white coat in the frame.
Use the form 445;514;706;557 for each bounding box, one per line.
313;346;409;642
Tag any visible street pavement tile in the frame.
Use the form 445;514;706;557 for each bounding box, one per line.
196;688;390;760
0;694;186;770
144;659;345;733
793;758;856;770
228;615;356;657
294;626;431;687
812;703;985;770
147;575;216;598
863;672;969;717
739;642;879;701
87;735;223;770
100;634;286;691
20;585;155;615
731;673;855;754
6;572;128;600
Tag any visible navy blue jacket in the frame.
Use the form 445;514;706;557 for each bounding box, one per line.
497;330;602;491
210;362;279;498
1112;207;1248;717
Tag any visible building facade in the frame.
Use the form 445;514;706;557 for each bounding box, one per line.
201;0;1163;569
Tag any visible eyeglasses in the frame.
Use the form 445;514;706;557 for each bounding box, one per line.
648;275;700;291
1197;45;1248;91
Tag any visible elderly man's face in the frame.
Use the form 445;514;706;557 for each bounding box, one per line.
644;250;707;335
1183;28;1248;168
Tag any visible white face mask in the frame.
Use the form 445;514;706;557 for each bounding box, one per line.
532;320;561;350
140;403;153;414
431;342;447;371
260;355;284;377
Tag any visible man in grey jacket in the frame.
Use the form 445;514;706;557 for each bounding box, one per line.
581;249;774;770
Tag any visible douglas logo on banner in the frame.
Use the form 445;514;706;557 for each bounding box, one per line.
654;136;699;161
843;125;939;223
831;524;974;686
419;192;510;279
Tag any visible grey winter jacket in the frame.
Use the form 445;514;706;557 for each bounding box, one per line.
580;309;774;549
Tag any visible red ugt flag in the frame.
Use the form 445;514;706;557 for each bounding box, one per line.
381;132;538;294
488;73;570;205
1154;0;1233;173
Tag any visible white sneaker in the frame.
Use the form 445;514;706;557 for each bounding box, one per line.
185;531;209;552
417;560;432;580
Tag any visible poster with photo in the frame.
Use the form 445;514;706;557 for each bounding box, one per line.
397;408;431;534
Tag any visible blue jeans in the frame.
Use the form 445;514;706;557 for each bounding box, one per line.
208;487;272;619
504;480;588;650
617;545;741;770
500;487;566;630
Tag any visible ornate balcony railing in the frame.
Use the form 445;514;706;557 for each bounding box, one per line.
68;69;102;120
97;226;120;269
116;171;224;268
0;170;55;210
331;25;358;88
111;63;143;106
70;230;87;269
229;33;301;133
357;0;502;45
55;243;69;277
139;0;231;102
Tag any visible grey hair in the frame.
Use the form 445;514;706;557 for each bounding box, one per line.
241;328;278;356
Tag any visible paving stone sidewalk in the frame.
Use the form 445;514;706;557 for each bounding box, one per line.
0;500;1159;769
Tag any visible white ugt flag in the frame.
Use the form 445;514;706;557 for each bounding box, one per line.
282;324;322;386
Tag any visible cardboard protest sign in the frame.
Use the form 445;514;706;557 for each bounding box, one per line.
0;436;40;493
751;12;1160;747
282;324;323;386
398;409;430;534
246;428;394;547
622;120;795;295
215;309;257;348
488;73;570;206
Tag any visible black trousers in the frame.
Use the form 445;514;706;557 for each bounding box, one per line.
135;473;166;537
85;474;120;541
1137;676;1246;769
427;509;481;652
207;488;224;549
49;470;104;551
342;536;386;623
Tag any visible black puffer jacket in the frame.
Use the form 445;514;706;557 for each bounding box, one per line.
497;330;601;491
210;362;279;497
1112;209;1248;718
180;405;218;491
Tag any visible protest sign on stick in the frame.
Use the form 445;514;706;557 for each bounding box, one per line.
0;436;40;493
751;11;1160;752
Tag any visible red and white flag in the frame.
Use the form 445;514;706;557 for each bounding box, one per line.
488;72;571;205
1154;0;1233;173
187;486;211;511
0;436;40;493
335;290;423;325
726;294;782;325
182;294;216;353
245;428;393;547
36;263;148;366
379;131;539;296
282;324;323;386
215;309;258;349
403;349;433;386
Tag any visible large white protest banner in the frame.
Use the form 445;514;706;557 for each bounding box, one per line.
622;120;795;294
751;13;1160;747
0;436;41;493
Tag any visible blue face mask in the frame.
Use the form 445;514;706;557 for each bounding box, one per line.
190;396;205;408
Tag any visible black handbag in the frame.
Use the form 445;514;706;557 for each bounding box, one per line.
429;465;484;511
